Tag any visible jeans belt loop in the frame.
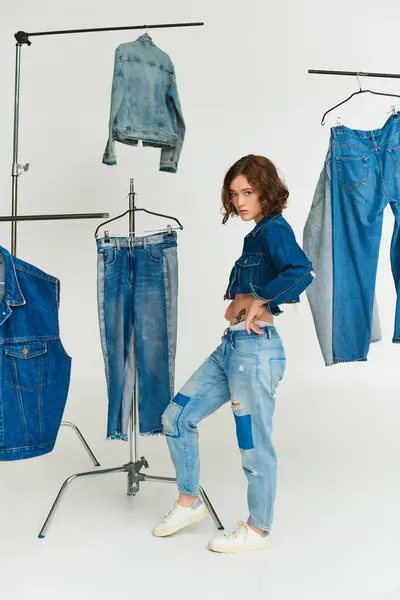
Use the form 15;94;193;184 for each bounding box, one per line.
143;237;148;249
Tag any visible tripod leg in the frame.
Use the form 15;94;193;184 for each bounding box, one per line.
143;474;224;531
199;486;224;531
38;466;125;538
61;421;100;466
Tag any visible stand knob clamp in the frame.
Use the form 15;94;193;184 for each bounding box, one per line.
12;163;30;177
14;31;31;46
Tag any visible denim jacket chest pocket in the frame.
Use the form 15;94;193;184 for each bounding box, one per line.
236;255;262;285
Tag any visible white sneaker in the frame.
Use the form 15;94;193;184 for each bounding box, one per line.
152;500;208;537
208;521;271;554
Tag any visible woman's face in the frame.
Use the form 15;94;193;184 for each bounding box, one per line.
229;174;264;223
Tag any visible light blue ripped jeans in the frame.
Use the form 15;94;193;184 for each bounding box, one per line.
162;326;286;533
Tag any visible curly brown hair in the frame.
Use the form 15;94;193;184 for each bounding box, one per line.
221;155;289;224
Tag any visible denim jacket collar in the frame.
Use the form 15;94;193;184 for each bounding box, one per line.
138;33;155;46
0;246;25;306
246;213;280;239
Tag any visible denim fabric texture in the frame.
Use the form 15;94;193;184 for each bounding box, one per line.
224;213;314;315
0;246;71;460
304;113;400;366
162;326;286;532
102;33;186;173
97;232;178;439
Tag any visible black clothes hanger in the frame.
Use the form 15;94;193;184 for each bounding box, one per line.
321;73;400;125
94;206;184;239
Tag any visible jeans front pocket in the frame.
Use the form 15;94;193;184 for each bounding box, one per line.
99;246;117;266
231;338;258;358
5;341;48;389
336;156;368;191
148;244;164;262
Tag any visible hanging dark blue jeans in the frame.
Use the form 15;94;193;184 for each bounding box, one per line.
0;246;72;460
96;232;178;439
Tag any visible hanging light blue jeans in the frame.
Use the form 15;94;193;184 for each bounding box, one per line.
304;113;400;365
162;326;286;533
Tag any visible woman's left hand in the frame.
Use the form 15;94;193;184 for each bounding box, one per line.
245;299;267;335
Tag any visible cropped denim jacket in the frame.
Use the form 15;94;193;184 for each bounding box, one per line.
224;213;314;315
102;33;185;173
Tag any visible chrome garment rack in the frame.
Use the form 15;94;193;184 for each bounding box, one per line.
7;20;223;538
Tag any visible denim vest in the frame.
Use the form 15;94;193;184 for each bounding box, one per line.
0;246;71;460
102;33;186;173
224;213;314;315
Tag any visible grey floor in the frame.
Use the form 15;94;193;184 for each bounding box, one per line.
2;378;400;600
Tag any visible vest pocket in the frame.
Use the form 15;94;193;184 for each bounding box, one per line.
5;341;48;389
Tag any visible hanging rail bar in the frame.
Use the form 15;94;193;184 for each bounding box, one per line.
308;69;400;79
0;213;109;223
15;22;204;44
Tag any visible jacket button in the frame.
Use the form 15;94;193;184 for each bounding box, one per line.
22;345;28;355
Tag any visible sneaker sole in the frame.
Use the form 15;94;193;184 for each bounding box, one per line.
207;540;271;554
152;506;208;538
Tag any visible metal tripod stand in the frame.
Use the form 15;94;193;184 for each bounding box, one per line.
60;422;100;467
38;179;224;538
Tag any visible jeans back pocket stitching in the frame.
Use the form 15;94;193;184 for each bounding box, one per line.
337;157;368;191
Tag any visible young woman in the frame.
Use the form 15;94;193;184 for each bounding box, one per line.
153;155;314;553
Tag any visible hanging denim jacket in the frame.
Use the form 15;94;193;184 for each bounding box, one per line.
102;33;186;173
224;213;315;315
0;246;71;460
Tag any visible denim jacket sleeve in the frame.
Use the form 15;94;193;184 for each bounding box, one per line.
160;77;186;173
252;220;314;310
102;47;124;166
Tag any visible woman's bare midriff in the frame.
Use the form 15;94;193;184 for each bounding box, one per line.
224;294;273;326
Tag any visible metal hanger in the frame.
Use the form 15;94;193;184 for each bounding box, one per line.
321;72;400;125
94;204;184;240
140;24;151;38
